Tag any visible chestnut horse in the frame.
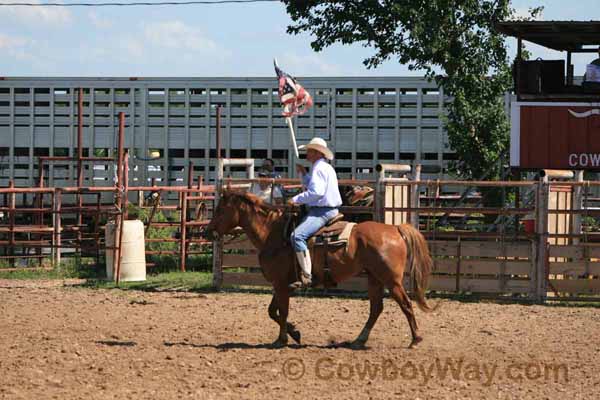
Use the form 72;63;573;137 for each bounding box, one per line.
205;191;434;349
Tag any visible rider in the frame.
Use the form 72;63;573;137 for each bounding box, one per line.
584;46;600;83
287;137;342;289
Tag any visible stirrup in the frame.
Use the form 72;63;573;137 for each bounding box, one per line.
288;275;312;290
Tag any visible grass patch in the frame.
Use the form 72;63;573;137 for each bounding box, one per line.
0;257;103;280
83;271;213;292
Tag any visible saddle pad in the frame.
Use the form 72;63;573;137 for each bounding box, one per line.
337;222;356;242
316;222;356;252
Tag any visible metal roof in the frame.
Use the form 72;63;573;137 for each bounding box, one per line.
495;21;600;52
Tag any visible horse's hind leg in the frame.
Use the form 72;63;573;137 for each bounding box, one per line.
268;292;301;344
389;283;422;348
350;273;384;349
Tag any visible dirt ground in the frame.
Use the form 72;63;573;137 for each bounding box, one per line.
1;279;599;400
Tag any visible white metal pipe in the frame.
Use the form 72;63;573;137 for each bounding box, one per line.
539;169;575;179
219;158;255;167
376;164;411;180
286;117;300;159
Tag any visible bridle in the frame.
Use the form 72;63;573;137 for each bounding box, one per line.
221;227;246;245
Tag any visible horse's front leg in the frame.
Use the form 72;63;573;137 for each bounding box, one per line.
268;291;301;344
271;285;291;348
350;272;384;349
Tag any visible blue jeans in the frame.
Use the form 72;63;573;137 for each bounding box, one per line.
291;207;339;252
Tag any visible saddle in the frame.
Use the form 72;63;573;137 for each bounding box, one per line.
309;214;356;289
284;210;356;289
310;214;355;250
284;211;354;248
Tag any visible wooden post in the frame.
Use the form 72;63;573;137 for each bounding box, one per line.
455;237;461;293
375;170;384;223
572;170;584;245
410;164;421;228
535;178;549;304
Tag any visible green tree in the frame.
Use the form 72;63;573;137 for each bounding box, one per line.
282;0;541;185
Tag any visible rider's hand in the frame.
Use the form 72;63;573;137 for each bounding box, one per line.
296;164;307;176
286;199;296;207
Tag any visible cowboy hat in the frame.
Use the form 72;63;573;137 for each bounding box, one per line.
298;137;334;160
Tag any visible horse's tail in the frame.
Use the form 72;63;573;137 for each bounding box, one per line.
397;224;434;313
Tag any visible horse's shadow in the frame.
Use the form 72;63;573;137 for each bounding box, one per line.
163;341;369;351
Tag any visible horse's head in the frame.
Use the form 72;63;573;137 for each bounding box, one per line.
205;190;243;240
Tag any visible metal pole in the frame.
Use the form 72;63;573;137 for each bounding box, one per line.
54;189;62;266
77;88;84;255
216;106;222;160
285;117;300;159
95;193;101;268
516;37;522;100
78;88;84;179
115;152;129;280
114;113;126;285
187;161;194;189
567;51;573;86
36;161;44;266
123;151;129;219
8;180;15;268
212;159;224;289
117;112;125;192
179;190;188;272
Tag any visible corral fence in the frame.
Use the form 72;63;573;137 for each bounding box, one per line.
2;154;599;304
0;107;217;278
212;161;600;304
0;180;214;274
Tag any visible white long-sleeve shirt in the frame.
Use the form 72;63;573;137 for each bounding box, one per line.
292;158;342;208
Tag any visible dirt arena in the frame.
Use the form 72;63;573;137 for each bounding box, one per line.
1;279;599;400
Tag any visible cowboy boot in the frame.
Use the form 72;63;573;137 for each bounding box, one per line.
289;250;312;290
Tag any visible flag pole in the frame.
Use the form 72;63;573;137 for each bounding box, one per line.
274;58;301;159
286;117;300;159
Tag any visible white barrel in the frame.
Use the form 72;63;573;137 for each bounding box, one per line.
105;219;146;282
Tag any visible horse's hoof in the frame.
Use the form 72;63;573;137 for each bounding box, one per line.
289;330;301;344
408;336;423;349
349;340;367;350
271;339;288;348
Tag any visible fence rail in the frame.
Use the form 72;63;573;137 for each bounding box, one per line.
3;157;600;303
213;165;600;303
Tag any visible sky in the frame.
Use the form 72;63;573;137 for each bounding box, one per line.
0;0;599;78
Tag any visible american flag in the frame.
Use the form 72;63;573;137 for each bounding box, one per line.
274;60;313;117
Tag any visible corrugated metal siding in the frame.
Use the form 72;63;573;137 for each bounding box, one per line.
0;77;452;187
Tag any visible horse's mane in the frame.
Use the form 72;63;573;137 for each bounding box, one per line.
224;190;283;216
